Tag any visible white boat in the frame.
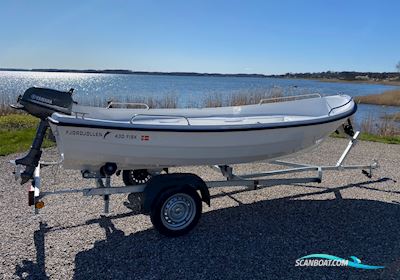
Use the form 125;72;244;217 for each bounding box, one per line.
12;87;368;237
45;93;356;172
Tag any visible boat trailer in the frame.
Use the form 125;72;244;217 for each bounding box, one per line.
11;130;378;237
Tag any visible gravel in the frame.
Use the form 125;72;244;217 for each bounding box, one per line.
0;137;399;280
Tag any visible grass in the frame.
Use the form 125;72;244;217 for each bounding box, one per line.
357;133;400;144
0;114;54;156
354;90;400;106
331;132;400;144
0;114;39;130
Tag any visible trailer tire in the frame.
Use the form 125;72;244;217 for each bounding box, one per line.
150;186;202;237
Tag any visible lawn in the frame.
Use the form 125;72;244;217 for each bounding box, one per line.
0;114;54;156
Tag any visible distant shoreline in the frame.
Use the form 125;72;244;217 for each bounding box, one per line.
314;78;400;86
0;68;269;78
1;68;400;86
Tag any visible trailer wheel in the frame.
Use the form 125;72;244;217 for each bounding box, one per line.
122;169;152;185
150;187;202;237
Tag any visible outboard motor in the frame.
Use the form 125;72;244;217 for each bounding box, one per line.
11;87;74;184
14;87;74;118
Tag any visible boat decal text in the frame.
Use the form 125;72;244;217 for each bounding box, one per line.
114;133;138;140
65;130;104;137
65;130;151;141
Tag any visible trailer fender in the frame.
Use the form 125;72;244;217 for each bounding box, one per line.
143;173;210;214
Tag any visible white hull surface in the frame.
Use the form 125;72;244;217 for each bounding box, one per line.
48;95;356;171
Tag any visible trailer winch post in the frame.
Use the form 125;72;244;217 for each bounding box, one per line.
336;131;359;167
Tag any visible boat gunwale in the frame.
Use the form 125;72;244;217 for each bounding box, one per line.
48;102;357;133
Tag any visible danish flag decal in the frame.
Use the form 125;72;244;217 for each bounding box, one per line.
141;135;150;141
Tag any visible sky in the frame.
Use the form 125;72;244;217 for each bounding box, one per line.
0;0;399;74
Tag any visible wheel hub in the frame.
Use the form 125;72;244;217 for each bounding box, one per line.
161;193;196;230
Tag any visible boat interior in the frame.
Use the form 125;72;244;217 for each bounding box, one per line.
59;94;354;127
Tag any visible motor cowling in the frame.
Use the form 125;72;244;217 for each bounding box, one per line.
16;87;74;119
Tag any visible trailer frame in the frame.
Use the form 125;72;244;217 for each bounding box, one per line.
11;130;378;236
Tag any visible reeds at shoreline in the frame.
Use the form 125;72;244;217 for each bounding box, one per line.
382;112;400;122
354;90;400;106
361;114;399;136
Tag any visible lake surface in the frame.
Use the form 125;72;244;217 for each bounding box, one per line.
0;71;399;128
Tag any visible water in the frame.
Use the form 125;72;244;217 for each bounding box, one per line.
0;71;399;128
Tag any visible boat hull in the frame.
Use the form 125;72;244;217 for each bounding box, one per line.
49;118;344;171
